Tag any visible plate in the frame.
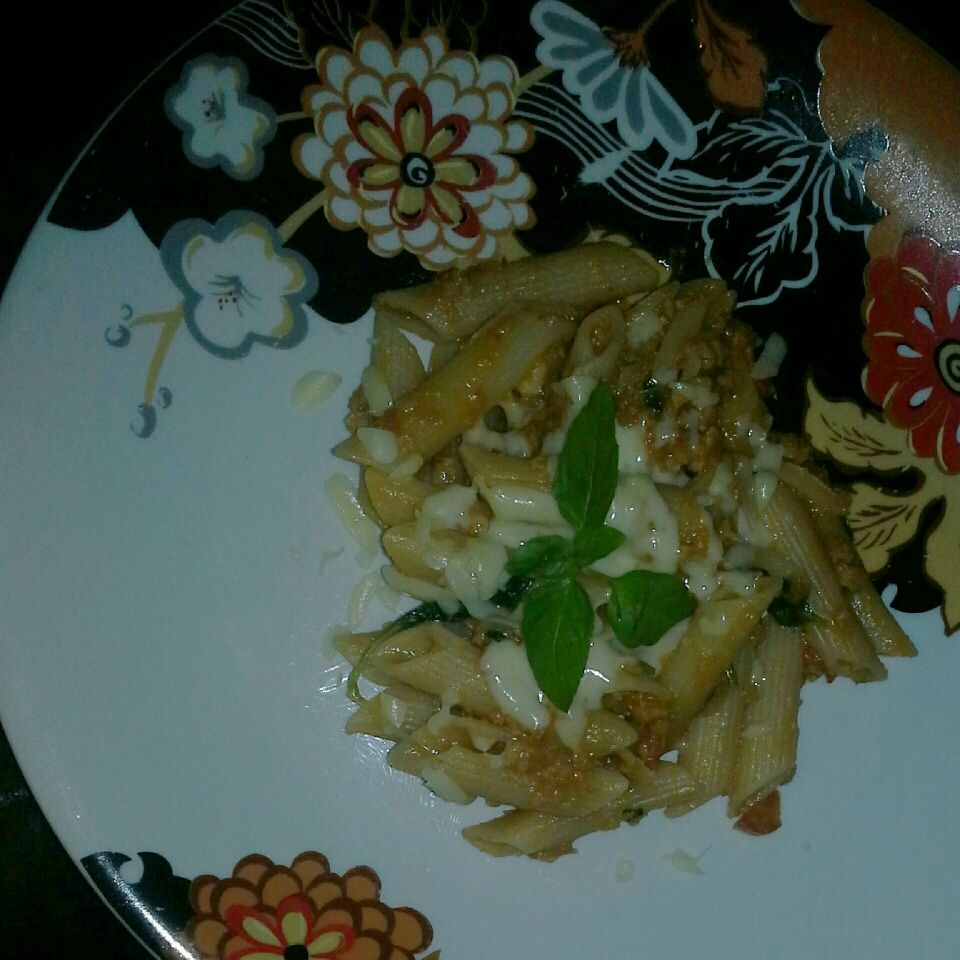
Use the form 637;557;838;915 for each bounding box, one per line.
1;2;959;958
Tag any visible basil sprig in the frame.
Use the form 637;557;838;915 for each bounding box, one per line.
509;383;694;711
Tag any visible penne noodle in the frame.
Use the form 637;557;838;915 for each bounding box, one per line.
370;310;426;402
762;484;885;682
618;756;699;811
849;583;917;658
335;306;578;466
564;304;626;380
580;709;639;758
364;468;438;527
459;444;553;491
666;643;756;817
728;623;804;817
373;242;661;342
345;684;441;740
434;745;629;817
659;577;780;743
463;806;623;859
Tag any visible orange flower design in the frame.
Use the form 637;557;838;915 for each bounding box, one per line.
184;852;434;960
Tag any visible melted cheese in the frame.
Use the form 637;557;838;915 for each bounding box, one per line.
616;422;649;475
443;537;509;618
361;364;393;416
417;485;477;539
554;631;634;751
357;426;398;465
751;332;788;380
324;472;380;564
480;640;550;732
639;617;689;674
590;476;680;577
485;519;571;549
291;370;341;409
482;483;566;525
462;421;533;456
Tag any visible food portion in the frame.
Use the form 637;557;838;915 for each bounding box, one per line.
332;242;915;860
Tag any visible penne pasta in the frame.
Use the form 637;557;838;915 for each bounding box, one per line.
659;577;780;743
373;242;661;342
463;806;622;860
666;643;756;817
433;745;629;817
728;623;804;817
762;484;886;682
370;309;426;402
330;247;919;857
335;306;577;467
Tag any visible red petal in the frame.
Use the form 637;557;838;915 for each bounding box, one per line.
936;401;960;474
894;234;942;283
932;247;960;337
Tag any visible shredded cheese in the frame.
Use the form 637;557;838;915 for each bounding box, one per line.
291;370;341;410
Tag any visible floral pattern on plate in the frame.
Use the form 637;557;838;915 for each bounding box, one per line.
293;26;535;267
5;1;955;957
185;852;436;960
806;234;960;633
166;55;278;181
81;850;439;960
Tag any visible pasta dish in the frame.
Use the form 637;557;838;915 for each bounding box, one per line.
330;241;915;859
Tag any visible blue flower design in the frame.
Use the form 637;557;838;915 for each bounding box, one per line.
165;54;277;181
530;0;697;159
161;211;318;359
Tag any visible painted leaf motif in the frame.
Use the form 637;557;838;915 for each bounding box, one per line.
846;483;928;574
805;380;909;473
923;496;960;633
693;0;768;111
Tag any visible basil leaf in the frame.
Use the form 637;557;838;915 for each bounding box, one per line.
489;575;534;611
507;535;574;579
574;524;626;567
607;570;695;648
521;578;594;712
390;600;470;633
768;594;814;627
553;382;619;532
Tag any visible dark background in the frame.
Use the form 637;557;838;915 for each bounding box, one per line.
0;2;952;958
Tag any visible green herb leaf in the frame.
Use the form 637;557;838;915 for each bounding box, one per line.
507;535;575;579
521;578;594;711
607;570;695;648
489;575;535;611
553;382;620;531
768;594;814;627
642;379;665;414
574;524;626;567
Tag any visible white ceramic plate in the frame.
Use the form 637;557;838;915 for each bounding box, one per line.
2;2;959;958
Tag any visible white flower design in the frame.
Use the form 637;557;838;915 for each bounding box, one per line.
161;212;317;358
531;0;697;160
165;55;277;181
293;26;535;269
